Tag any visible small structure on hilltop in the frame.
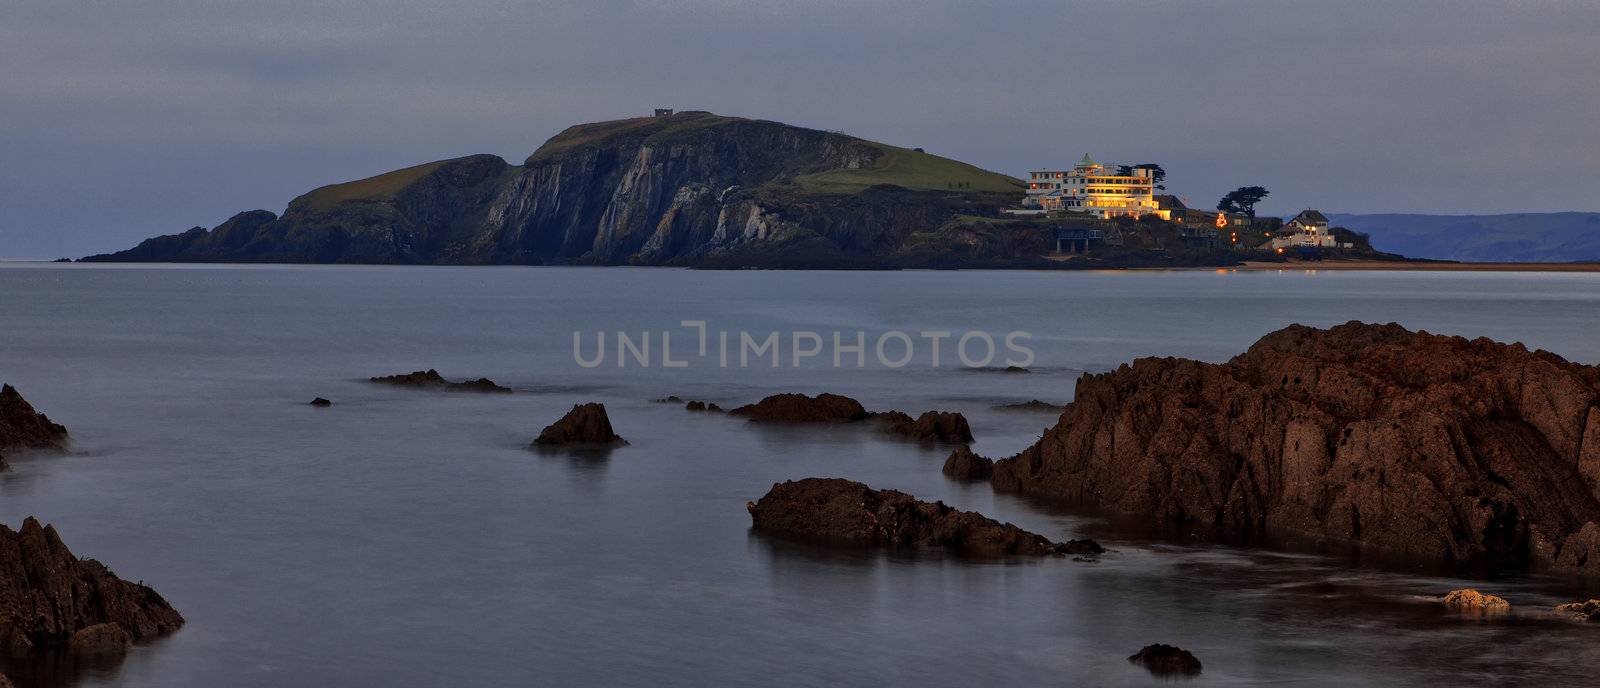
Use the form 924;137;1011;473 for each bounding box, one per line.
653;108;674;118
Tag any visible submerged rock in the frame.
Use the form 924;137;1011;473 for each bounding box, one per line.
942;446;994;481
989;321;1600;573
746;478;1100;557
1128;644;1202;677
1442;589;1510;615
0;518;183;655
533;403;627;447
1556;599;1600;621
308;397;332;407
729;393;868;423
369;369;511;393
877;410;973;444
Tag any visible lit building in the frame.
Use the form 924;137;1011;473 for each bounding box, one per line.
1270;209;1346;249
1026;155;1163;219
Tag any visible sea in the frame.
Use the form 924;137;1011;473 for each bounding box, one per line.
3;263;1599;687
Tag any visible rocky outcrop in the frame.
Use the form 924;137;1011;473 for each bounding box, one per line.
729;393;869;423
942;446;994;481
82;113;1043;268
0;384;69;471
684;400;722;412
532;403;627;447
989;322;1600;575
746;478;1101;557
1128;644;1202;677
308;397;332;407
67;622;132;656
876;410;973;444
369;369;511;393
1556;599;1600;621
0;518;184;655
1442;589;1510;616
995;399;1061;412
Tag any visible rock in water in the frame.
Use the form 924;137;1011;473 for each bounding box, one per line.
746;478;1100;557
0;384;68;452
1442;589;1510;616
1128;644;1202;676
369;369;512;393
942;446;994;481
989;321;1600;574
533;403;627;447
0;518;183;655
995;399;1061;412
1556;599;1600;621
877;410;974;444
67;623;132;656
308;397;333;407
729;393;869;423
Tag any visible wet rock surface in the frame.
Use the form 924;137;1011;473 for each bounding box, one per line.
1443;589;1510;617
0;518;183;655
1556;599;1600;621
533;403;627;447
746;478;1100;557
1128;644;1202;677
729;393;868;423
369;369;512;393
876;410;974;444
942;446;994;481
989;321;1600;574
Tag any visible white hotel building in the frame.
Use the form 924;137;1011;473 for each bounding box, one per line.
1023;154;1165;220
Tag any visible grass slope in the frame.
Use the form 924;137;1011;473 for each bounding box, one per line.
292;159;455;212
793;142;1022;195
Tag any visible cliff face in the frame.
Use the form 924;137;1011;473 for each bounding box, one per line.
83;112;1031;267
991;322;1600;575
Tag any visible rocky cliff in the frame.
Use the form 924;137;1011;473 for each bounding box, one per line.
0;385;68;472
83;112;1039;267
0;518;184;654
990;322;1600;575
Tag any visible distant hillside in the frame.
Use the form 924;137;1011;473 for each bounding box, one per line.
84;111;1035;267
1328;212;1600;262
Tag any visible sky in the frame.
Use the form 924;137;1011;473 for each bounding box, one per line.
2;0;1598;259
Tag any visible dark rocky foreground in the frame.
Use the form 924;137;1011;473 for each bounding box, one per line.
0;384;69;471
369;369;511;393
747;478;1101;557
533;403;627;447
0;518;183;656
988;321;1600;575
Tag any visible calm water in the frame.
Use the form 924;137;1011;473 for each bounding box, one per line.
3;264;1600;687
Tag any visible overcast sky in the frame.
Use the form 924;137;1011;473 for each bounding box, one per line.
2;0;1597;259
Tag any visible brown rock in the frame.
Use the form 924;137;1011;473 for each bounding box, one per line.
729;393;868;423
1556;599;1600;621
746;478;1100;557
942;446;994;481
532;403;627;447
369;369;511;393
0;518;183;654
989;322;1600;573
67;622;132;656
1128;644;1202;676
0;672;12;688
0;384;69;459
1443;589;1510;616
877;410;974;444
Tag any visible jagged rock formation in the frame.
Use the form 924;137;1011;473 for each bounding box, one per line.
989;321;1600;575
1443;589;1510;615
0;518;184;655
684;400;722;412
729;393;869;423
368;369;511;393
82;112;1045;268
532;403;627;447
942;446;994;481
0;384;69;471
1128;644;1202;677
876;410;974;444
746;478;1102;557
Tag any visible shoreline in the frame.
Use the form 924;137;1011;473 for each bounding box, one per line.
1231;260;1600;272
